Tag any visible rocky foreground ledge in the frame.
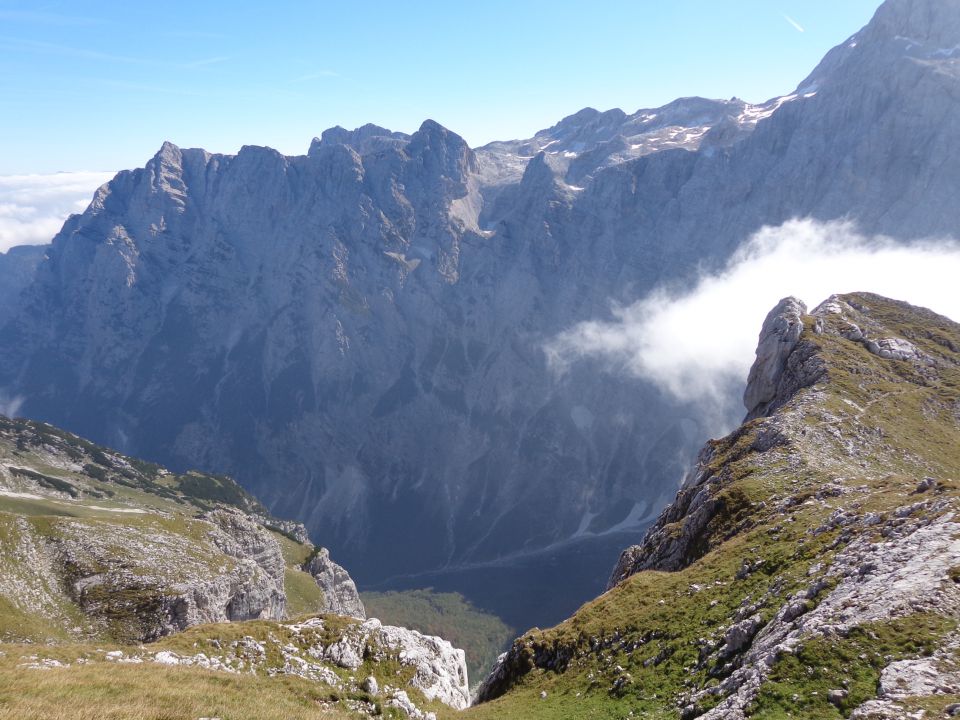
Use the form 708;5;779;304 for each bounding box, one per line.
6;614;469;719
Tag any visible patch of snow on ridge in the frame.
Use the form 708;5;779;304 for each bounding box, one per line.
737;93;816;127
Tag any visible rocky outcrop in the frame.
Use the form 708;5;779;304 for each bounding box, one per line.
18;614;469;719
50;508;287;641
696;507;960;719
303;547;366;619
257;516;311;544
0;416;309;642
743;297;808;420
320;617;470;710
202;508;286;621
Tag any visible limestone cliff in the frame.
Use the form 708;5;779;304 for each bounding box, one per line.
304;547;366;620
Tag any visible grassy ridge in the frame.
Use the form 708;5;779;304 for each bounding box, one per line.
455;294;960;719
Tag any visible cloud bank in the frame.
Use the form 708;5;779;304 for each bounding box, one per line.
0;171;114;253
546;219;960;429
0;394;24;419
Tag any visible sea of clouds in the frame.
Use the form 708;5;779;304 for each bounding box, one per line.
0;171;115;252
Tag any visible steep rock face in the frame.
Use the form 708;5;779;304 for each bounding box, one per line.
201;508;287;621
477;292;960;719
0;245;46;325
742;297;809;420
0;119;700;591
2;0;960;604
51;509;286;640
304;547;366;619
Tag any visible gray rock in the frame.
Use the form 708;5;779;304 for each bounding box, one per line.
743;298;806;420
828;688;848;707
697;514;960;720
36;508;287;641
202;508;287;621
385;689;436;720
323;636;362;670
720;615;764;658
324;618;469;710
864;337;921;361
304;547;366;619
0;244;46;326
877;657;949;698
257;517;311;545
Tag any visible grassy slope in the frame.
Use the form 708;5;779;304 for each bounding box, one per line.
0;416;322;643
458;294;960;719
275;531;329;618
0;656;350;720
0;614;455;720
362;588;515;683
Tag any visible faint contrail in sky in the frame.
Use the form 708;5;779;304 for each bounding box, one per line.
783;14;805;33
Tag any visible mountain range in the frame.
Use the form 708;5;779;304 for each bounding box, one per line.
1;0;959;632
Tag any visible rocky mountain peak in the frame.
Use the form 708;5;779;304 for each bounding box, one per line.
406;119;477;179
869;0;960;46
309;123;410;157
743;297;809;421
154;140;182;164
800;0;960;93
519;150;561;186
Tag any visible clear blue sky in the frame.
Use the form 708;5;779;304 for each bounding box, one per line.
1;0;882;174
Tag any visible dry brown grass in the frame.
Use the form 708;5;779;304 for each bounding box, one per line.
0;652;355;720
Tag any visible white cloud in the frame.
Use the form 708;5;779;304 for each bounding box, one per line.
783;14;805;33
0;171;114;252
0;393;24;418
546;219;960;429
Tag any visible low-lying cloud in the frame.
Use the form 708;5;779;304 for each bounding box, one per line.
0;171;114;252
0;393;25;418
546;219;960;430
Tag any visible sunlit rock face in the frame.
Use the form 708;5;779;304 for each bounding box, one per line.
2;0;959;610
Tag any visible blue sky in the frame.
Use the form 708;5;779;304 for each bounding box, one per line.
1;0;881;173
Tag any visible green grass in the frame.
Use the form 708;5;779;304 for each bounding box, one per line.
362;588;515;684
752;613;956;718
0;415;266;517
0;647;356;720
0;611;456;719
270;531;328;618
285;567;327;618
0;595;72;643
